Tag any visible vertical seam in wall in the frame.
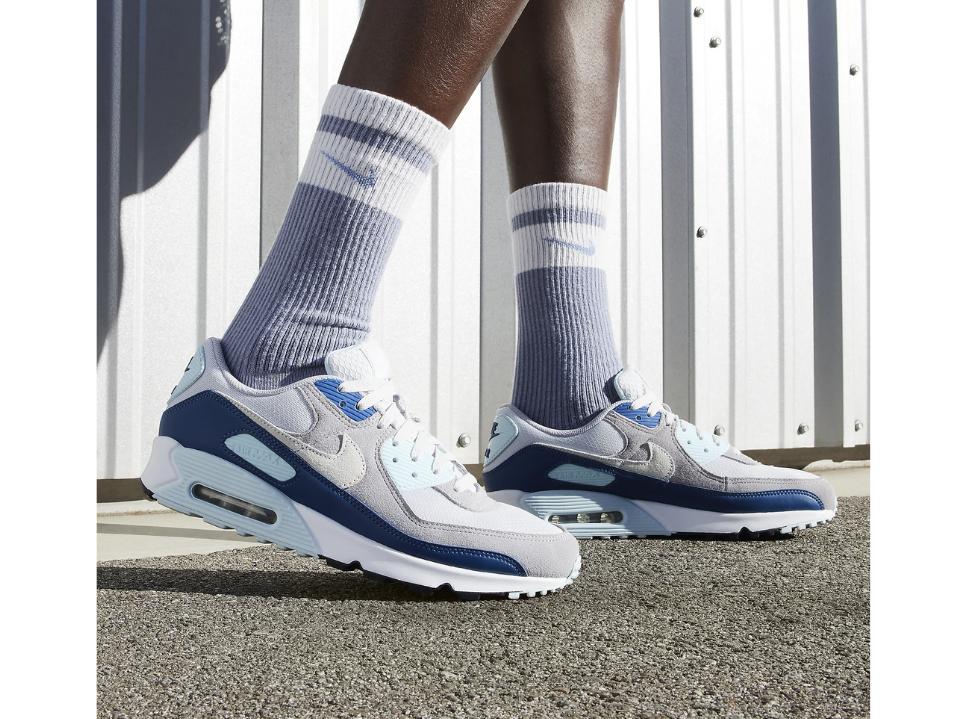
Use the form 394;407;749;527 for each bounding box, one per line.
259;1;299;264
478;92;486;436
685;5;695;421
197;0;211;343
725;0;738;441
859;0;871;427
258;2;268;265
221;32;232;331
132;0;148;469
618;14;631;359
104;0;124;475
774;0;787;447
809;0;844;446
430;164;441;436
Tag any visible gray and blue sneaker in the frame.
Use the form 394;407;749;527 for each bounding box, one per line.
141;338;580;598
483;369;837;539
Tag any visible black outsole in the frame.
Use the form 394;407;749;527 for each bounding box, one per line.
563;515;834;541
140;481;155;501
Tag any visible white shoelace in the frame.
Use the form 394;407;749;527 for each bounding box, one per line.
628;395;722;447
338;377;479;493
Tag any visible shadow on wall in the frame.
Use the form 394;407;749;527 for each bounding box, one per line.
97;0;231;360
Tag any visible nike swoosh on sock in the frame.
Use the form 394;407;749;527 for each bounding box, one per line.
322;151;378;188
543;236;596;256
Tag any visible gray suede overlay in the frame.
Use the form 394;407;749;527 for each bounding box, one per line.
227;382;578;578
602;412;724;491
599;409;836;509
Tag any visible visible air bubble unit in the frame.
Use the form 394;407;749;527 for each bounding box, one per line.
190;483;278;525
518;490;669;537
548;511;624;525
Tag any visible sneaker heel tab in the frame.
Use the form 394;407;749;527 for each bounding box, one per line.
169;344;207;402
483;412;521;469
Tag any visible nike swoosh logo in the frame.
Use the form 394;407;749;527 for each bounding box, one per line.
294;434;366;490
322;151;377;188
543;236;596;256
223;395;367;489
548;441;675;483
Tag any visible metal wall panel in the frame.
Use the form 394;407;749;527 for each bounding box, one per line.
661;0;819;450
98;0;262;479
809;0;870;448
833;0;871;447
98;0;870;480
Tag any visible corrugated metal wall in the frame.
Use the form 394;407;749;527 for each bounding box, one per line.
97;0;870;480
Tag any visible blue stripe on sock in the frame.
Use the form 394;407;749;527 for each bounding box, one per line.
318;115;434;172
511;206;607;232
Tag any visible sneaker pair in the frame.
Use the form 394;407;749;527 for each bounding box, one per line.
142;338;835;599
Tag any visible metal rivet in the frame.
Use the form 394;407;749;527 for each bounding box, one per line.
849;64;860;76
709;36;722;48
797;423;809;435
714;425;726;436
693;7;705;17
457;433;471;448
696;226;708;238
854;420;863;431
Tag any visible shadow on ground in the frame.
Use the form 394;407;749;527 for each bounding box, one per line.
97;565;459;603
98;497;869;718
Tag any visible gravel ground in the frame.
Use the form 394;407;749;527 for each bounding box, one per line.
97;497;869;719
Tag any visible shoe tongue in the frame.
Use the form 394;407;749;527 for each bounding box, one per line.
612;368;653;402
324;342;392;381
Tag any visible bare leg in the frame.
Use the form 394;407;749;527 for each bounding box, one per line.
341;0;529;127
492;0;626;429
493;0;624;189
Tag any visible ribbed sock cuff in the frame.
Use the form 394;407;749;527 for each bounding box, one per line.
508;182;608;274
297;84;451;218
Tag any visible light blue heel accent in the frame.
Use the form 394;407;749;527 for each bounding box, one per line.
483;414;519;466
224;433;296;482
170;346;205;400
521;490;669;538
547;464;615;487
153;447;318;554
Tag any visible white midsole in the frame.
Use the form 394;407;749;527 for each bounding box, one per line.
488;488;836;534
633;500;834;533
293;503;574;594
142;437;574;594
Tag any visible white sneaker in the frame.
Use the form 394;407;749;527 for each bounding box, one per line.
483;369;837;538
142;338;580;598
